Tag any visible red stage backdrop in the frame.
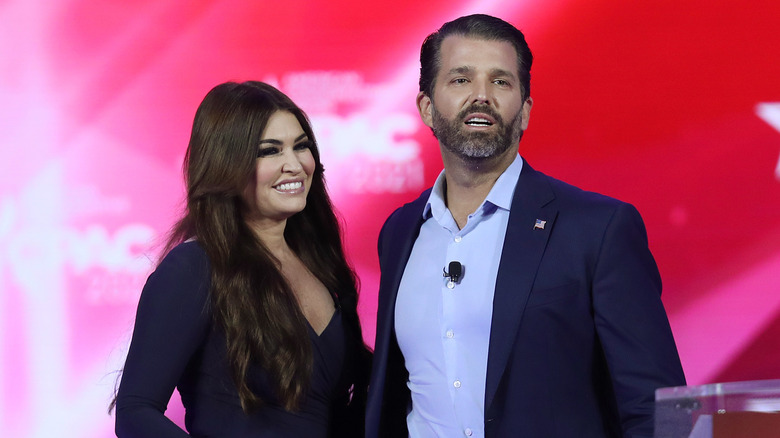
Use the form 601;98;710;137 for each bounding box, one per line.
1;1;778;436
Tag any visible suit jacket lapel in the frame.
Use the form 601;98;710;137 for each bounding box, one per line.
374;191;429;380
484;163;557;410
368;192;428;436
376;192;429;338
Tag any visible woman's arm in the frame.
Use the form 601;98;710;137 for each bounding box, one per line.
115;242;211;438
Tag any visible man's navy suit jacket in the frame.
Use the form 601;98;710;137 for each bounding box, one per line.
365;161;686;438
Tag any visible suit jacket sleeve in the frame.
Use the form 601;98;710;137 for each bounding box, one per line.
591;203;686;437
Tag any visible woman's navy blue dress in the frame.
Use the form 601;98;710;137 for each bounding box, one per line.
115;241;361;437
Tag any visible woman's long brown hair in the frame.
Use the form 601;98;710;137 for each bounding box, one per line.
165;81;366;412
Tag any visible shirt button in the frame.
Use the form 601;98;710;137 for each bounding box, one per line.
453;380;461;388
465;428;473;436
454;235;462;243
446;330;454;339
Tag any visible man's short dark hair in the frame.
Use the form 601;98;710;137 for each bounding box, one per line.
419;14;533;101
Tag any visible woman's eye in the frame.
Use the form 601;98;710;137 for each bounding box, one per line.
257;147;279;157
294;141;313;151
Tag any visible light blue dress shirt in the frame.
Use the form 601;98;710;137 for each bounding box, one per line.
395;154;523;438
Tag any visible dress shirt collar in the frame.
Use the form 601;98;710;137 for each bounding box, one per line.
423;154;524;220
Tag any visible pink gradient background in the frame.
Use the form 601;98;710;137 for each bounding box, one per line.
1;0;778;436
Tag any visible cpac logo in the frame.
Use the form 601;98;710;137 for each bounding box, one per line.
313;113;425;193
0;179;156;306
269;71;427;193
756;102;780;181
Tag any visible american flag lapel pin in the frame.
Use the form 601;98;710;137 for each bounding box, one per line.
534;219;547;230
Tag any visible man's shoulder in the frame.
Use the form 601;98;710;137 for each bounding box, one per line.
383;188;432;227
376;188;432;258
527;166;629;211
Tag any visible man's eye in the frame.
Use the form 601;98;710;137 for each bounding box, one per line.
494;79;509;86
257;147;279;157
453;78;468;84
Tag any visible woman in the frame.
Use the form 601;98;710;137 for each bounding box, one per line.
113;81;370;437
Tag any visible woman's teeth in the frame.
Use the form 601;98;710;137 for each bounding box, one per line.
275;181;302;191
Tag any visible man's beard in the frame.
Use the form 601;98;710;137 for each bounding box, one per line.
431;103;525;162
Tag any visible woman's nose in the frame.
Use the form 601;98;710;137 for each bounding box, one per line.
281;150;303;172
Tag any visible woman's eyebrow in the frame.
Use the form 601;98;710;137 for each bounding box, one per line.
258;133;308;145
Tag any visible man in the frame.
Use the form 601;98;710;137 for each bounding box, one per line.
365;14;686;438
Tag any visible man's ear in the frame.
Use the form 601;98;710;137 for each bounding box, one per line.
520;96;533;130
416;92;434;128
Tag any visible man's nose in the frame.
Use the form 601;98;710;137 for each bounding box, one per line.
471;80;493;105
